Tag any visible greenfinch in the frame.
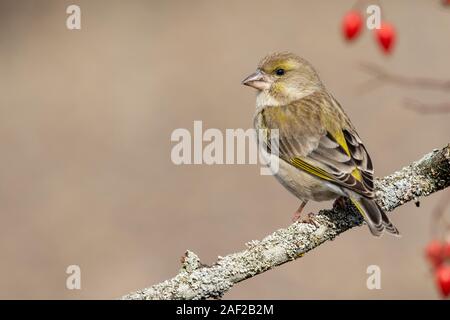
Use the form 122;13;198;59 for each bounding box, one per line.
242;52;399;237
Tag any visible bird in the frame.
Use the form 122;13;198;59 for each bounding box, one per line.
242;52;399;237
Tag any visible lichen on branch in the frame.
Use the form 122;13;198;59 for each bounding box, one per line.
122;144;450;300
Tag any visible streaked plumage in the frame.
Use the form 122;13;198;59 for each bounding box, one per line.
243;52;399;237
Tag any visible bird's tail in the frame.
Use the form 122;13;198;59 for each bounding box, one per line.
350;197;400;237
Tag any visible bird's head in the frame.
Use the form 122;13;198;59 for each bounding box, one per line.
242;52;323;106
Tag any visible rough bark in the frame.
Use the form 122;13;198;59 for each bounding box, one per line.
122;144;450;300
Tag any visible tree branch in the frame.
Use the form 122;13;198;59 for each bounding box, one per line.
359;62;450;92
403;99;450;114
358;63;450;114
122;144;450;300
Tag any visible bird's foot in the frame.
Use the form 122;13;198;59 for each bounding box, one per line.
291;210;303;222
291;200;308;222
292;211;318;227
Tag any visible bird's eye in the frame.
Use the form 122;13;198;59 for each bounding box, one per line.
275;68;285;76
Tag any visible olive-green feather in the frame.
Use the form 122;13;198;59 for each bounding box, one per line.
259;92;375;198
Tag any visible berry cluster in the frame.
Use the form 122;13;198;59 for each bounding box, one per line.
425;240;450;298
341;10;395;54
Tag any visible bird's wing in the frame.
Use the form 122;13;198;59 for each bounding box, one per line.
290;128;374;198
260;94;375;198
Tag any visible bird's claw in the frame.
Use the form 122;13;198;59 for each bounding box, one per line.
293;212;318;227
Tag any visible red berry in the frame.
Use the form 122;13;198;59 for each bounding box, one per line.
443;242;450;259
375;22;396;54
342;11;363;41
425;240;443;268
436;266;450;298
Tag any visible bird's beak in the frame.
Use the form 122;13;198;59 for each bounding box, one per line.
241;69;271;90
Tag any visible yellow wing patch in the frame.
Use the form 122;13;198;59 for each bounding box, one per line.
329;129;362;182
332;130;351;157
350;197;367;219
351;168;362;182
290;158;333;181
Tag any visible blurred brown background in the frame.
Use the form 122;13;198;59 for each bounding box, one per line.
0;0;449;299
